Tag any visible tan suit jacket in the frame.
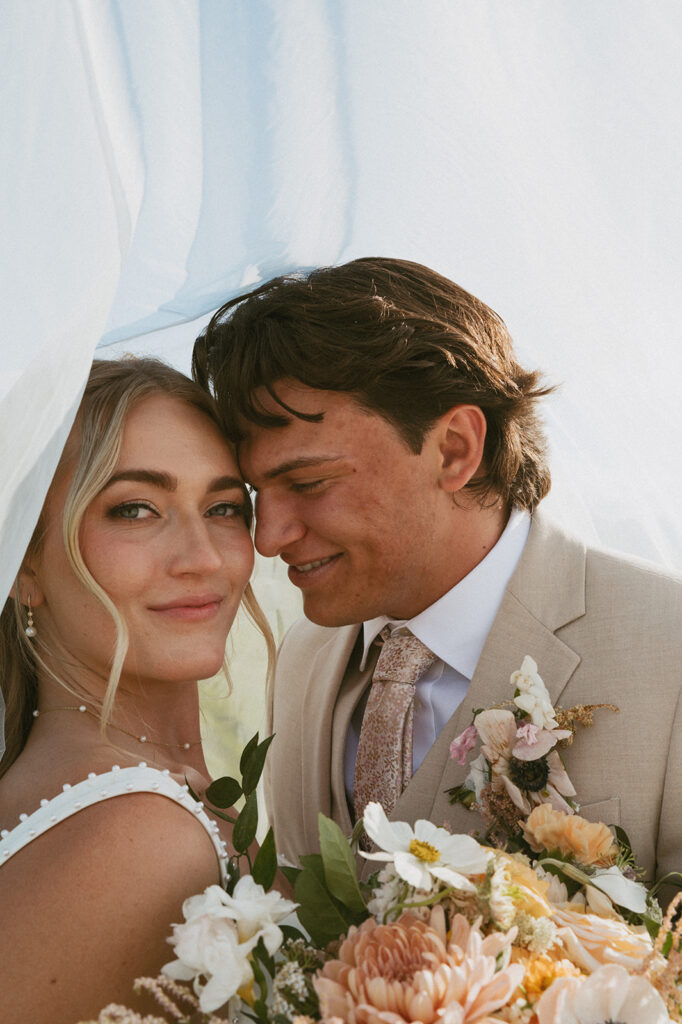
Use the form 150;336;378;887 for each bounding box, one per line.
264;512;682;882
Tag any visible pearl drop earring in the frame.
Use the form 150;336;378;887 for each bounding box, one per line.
25;596;37;639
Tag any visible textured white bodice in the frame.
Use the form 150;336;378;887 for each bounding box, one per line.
0;763;229;879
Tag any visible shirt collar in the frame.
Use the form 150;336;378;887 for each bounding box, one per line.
360;507;531;678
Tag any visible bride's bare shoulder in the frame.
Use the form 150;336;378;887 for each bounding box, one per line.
0;789;222;1022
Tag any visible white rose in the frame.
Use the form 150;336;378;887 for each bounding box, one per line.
163;910;256;1012
162;880;297;1013
220;874;297;952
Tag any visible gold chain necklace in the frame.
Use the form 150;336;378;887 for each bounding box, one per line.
32;705;202;750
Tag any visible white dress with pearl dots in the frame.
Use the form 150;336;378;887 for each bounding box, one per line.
0;764;229;881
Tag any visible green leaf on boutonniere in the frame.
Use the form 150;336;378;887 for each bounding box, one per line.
446;784;476;808
232;790;258;852
205;775;242;808
252;826;277;889
318;813;367;915
242;734;275;795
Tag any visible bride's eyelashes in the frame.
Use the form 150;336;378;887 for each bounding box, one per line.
205;500;250;520
106;498;250;522
107;500;158;520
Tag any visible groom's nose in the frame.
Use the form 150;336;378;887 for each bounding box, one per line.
253;491;306;557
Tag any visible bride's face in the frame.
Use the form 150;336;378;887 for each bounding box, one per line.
29;393;254;691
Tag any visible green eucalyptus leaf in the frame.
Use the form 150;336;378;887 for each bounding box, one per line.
318;813;367;914
205;776;242;808
240;732;260;775
252;827;277;890
232;790;258;853
280;864;302;887
294;867;351;947
242;735;275;795
299;853;325;882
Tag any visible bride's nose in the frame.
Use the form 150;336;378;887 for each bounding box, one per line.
167;516;224;575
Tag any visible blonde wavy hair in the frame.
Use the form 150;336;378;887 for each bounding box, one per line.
0;357;274;778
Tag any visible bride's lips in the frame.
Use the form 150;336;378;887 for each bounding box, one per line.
149;594;223;621
287;553;342;588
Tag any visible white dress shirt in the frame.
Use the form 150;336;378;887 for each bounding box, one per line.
344;507;531;799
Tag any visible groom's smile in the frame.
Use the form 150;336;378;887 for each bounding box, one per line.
238;380;466;627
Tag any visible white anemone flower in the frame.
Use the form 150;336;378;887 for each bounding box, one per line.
535;963;671;1023
361;802;490;891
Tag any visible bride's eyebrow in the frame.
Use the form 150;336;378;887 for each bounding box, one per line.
101;470;248;499
207;475;249;497
101;470;177;491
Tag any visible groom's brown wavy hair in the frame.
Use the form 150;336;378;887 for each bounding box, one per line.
193;257;555;511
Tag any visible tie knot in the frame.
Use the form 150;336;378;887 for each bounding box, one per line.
374;628;437;685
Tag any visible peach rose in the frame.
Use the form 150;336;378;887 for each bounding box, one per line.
523;804;617;866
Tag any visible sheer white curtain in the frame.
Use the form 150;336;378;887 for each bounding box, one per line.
3;0;681;758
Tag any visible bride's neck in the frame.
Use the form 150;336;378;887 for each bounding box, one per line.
34;672;210;777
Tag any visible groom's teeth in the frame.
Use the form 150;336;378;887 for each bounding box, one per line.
295;556;334;572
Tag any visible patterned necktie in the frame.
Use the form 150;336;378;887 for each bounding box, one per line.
353;626;437;823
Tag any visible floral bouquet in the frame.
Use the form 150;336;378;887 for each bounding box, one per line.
83;661;682;1024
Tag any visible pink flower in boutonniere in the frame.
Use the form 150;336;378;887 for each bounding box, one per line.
475;708;576;815
513;722;573;761
449;724;478;765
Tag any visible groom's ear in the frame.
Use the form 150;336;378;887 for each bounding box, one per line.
434;404;487;495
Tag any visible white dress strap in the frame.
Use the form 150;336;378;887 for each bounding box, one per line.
0;764;229;881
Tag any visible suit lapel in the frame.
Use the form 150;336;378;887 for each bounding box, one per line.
299;624;361;850
390;512;587;834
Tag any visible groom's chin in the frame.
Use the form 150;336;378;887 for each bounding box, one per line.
300;593;362;629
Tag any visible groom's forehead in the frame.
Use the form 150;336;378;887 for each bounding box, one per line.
236;385;403;485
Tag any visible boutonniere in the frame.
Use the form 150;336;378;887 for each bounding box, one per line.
447;655;618;847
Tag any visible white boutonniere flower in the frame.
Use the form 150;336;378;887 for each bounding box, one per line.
511;655;560;730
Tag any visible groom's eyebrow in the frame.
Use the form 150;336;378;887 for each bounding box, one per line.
262;456;343;481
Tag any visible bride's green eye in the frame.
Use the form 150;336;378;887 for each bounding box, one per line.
108;501;157;520
206;501;246;519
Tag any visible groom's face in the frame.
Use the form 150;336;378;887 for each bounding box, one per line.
239;381;455;626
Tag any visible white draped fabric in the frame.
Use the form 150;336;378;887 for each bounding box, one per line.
2;2;681;760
